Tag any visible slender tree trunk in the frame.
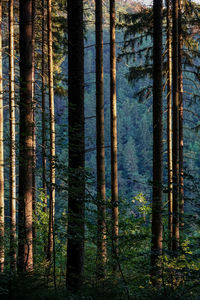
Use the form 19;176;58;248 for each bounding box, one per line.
172;0;180;252
9;0;16;271
110;0;119;272
0;1;4;273
42;0;47;212
167;0;173;252
32;0;36;261
47;0;56;263
18;0;33;272
95;0;107;277
151;0;163;284
67;0;85;290
178;0;184;231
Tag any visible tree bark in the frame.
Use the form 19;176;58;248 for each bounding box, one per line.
42;0;47;212
151;0;163;284
32;0;36;262
166;0;173;252
172;0;180;252
9;0;16;272
18;0;33;272
47;0;56;263
95;0;107;277
0;1;4;273
67;0;85;290
110;0;119;272
178;0;184;231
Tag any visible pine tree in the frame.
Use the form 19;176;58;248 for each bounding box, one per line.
67;0;85;290
9;0;16;271
18;0;33;272
95;0;107;277
178;0;184;231
47;0;56;263
172;0;180;252
0;0;4;273
166;0;173;251
42;0;47;211
110;0;119;272
32;0;36;261
151;0;163;283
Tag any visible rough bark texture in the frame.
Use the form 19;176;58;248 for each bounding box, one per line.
110;0;119;272
18;0;33;272
47;0;56;263
67;0;85;290
0;1;4;273
166;0;173;251
172;0;180;252
9;0;16;271
95;0;107;277
151;0;163;283
178;0;184;231
42;0;47;211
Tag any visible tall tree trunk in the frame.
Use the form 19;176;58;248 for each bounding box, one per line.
0;1;4;273
178;0;184;231
32;0;36;261
172;0;180;252
47;0;56;263
110;0;119;272
9;0;16;271
67;0;85;290
18;0;33;272
42;0;47;212
151;0;163;284
95;0;107;277
166;0;173;252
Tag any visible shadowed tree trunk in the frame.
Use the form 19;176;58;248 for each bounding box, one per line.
95;0;107;278
32;0;36;262
67;0;85;290
166;0;173;252
151;0;163;284
110;0;119;272
18;0;33;272
172;0;180;252
178;0;184;231
47;0;56;263
0;1;4;273
9;0;16;271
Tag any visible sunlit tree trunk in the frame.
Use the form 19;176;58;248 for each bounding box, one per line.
172;0;180;252
47;0;56;263
95;0;107;277
151;0;163;284
0;1;4;273
42;0;47;212
178;0;184;231
67;0;85;290
110;0;119;272
18;0;33;272
166;0;173;251
9;0;16;271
